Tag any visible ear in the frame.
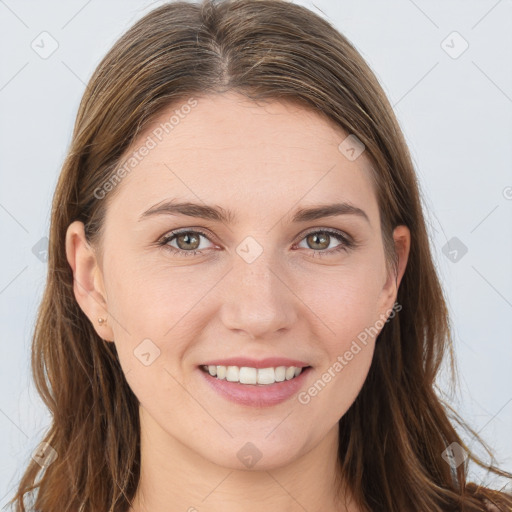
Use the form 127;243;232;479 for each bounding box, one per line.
65;221;115;342
377;224;410;317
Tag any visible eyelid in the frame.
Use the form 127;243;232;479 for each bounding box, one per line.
297;226;352;241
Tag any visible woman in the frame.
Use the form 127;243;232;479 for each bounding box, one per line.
9;0;512;510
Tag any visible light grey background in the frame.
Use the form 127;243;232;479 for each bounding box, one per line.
1;0;511;505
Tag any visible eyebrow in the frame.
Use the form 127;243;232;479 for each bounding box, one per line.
138;200;370;225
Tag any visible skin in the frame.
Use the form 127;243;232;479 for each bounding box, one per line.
66;92;410;512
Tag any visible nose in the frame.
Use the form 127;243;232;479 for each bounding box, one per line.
219;250;298;340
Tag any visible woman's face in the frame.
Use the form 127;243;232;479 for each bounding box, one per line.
68;92;409;471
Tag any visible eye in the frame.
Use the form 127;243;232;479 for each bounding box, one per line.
294;229;355;257
158;229;215;257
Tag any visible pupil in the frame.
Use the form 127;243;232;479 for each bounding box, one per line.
310;233;328;249
179;233;198;250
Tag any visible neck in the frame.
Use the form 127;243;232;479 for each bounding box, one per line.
128;406;358;512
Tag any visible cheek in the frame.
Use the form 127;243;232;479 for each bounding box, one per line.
298;330;376;426
303;260;385;333
295;266;381;414
103;249;206;333
102;254;218;393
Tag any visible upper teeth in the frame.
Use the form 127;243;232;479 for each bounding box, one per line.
203;365;304;385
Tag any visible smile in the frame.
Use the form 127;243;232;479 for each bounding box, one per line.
200;364;309;385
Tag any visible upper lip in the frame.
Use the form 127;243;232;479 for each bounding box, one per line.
200;357;310;369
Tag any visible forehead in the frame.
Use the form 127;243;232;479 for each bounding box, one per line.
107;92;379;225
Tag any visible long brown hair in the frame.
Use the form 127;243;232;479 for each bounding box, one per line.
8;1;512;510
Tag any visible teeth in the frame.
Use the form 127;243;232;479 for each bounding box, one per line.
257;367;275;385
216;365;226;379
202;365;306;385
226;366;239;382
275;366;286;382
239;366;257;384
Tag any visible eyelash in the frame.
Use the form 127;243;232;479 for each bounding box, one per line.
157;228;357;258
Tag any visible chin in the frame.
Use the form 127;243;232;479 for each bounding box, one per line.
198;436;307;471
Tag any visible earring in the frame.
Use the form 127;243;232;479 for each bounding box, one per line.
98;317;107;325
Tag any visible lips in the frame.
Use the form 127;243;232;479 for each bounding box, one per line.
196;356;313;406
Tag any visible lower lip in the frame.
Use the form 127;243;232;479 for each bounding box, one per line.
198;366;312;407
